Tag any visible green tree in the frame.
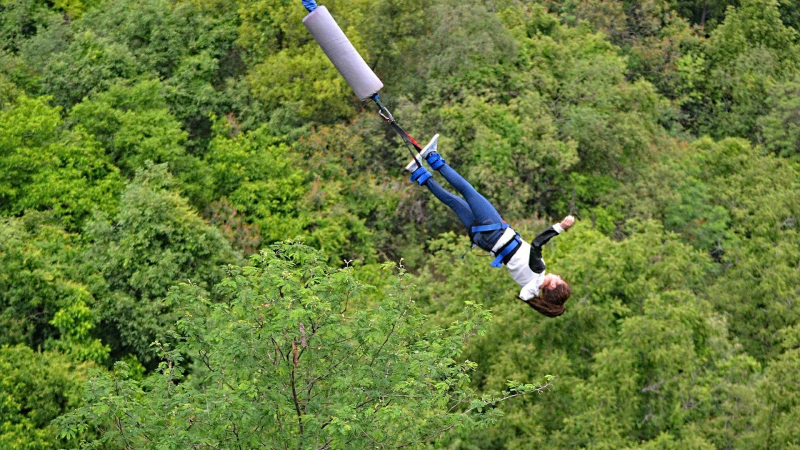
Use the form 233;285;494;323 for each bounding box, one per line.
239;0;374;124
204;122;309;240
701;325;800;448
36;29;140;109
80;0;242;145
85;164;240;364
414;221;761;449
246;43;357;124
0;95;123;228
609;137;734;252
681;0;800;138
757;74;800;159
612;137;800;362
0;0;59;53
751;326;800;448
780;0;800;31
206;120;378;264
410;4;671;219
68;79;211;203
57;242;547;448
0;72;19;107
1;344;90;449
204;197;263;255
669;0;739;30
0;216;108;363
701;139;800;362
286;113;428;265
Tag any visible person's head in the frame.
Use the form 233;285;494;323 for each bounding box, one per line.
528;273;571;317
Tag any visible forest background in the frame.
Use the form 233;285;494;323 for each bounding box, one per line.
2;0;800;448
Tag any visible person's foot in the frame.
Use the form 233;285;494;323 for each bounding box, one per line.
405;134;439;172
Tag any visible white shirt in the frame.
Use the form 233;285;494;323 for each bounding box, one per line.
490;224;563;301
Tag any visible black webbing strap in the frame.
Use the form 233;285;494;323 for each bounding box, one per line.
372;95;424;168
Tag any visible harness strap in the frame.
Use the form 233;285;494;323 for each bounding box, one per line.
426;152;445;170
471;222;509;234
491;235;521;268
410;166;431;185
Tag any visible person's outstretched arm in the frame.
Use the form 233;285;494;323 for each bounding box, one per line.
527;215;575;274
532;215;575;249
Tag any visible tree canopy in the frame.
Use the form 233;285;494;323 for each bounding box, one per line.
2;0;800;448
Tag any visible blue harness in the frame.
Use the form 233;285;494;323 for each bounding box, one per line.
470;222;521;268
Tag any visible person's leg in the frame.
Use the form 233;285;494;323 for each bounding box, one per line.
435;160;502;225
425;153;506;250
423;178;475;229
410;136;497;222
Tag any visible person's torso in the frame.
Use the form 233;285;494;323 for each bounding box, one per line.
487;229;545;287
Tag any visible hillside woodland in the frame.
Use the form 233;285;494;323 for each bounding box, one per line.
2;0;800;448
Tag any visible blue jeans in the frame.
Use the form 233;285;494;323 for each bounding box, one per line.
424;162;505;251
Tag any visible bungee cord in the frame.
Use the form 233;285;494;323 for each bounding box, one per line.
372;94;425;169
300;0;425;170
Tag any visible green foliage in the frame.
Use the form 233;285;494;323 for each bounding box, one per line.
289;114;427;264
206;120;379;263
664;0;738;31
439;95;579;218
205;122;306;237
81;0;191;79
681;0;800;138
613;137;800;362
521;0;703;105
51;0;100;18
69;80;184;171
204;197;263;255
8;0;243;149
416;221;771;449
0;95;123;228
37;29;140;109
780;0;800;31
0;0;799;446
80;0;242;143
0;217;108;363
57;242;548;448
239;0;371;124
248;44;357;123
0;0;59;53
757;74;800;159
86;164;240;364
424;5;669;218
610;139;734;251
68;79;211;203
356;3;674;231
0;344;90;449
0;72;19;106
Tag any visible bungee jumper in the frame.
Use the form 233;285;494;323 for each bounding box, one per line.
405;136;574;317
301;1;574;316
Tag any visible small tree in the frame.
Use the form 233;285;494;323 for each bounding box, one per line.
57;242;548;449
85;163;239;365
1;344;90;449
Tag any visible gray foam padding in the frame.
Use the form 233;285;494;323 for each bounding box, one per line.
303;6;383;100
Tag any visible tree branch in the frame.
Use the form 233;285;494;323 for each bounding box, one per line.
370;309;405;366
290;366;304;443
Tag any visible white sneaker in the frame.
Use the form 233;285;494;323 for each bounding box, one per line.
404;133;440;172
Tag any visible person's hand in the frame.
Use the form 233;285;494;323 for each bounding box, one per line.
560;215;575;231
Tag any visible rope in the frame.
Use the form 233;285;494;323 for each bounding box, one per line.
302;0;317;12
371;94;424;169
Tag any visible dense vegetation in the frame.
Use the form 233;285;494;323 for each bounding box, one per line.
1;0;799;448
